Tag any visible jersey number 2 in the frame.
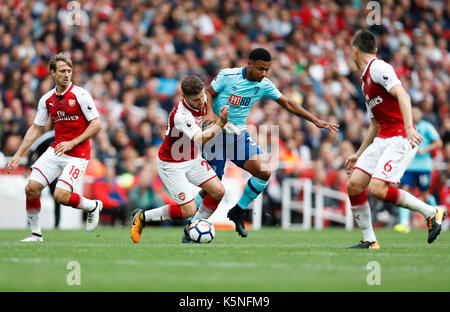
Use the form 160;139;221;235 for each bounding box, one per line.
201;160;211;171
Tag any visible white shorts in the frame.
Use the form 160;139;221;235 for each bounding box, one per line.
30;147;89;192
354;136;418;184
157;156;218;205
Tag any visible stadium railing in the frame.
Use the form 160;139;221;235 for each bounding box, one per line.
314;186;353;231
251;178;353;231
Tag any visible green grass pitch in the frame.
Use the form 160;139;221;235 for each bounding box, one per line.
1;226;449;292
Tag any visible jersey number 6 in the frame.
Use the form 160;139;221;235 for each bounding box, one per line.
383;160;392;172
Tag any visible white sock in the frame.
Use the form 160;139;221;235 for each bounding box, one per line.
352;201;377;242
192;205;215;222
396;190;436;218
144;205;171;222
79;197;97;212
27;211;41;235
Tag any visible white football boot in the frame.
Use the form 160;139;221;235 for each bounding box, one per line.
21;233;43;242
86;200;103;232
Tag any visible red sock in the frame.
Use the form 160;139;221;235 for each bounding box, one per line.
349;192;368;206
202;195;221;210
67;193;81;208
168;204;183;220
26;196;41;212
385;187;400;204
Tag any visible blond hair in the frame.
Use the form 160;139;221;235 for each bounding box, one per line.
49;53;73;72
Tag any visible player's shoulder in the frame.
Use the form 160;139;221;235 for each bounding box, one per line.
212;67;243;89
70;85;92;97
369;58;400;85
173;101;194;121
216;67;244;82
39;88;55;102
260;76;275;86
219;67;242;76
370;58;395;74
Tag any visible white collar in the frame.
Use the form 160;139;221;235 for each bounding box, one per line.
182;98;200;112
55;82;73;96
361;57;377;78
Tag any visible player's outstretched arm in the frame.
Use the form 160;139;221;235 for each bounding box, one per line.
275;95;339;134
6;123;45;173
345;118;379;175
54;117;102;156
390;85;424;148
193;106;229;145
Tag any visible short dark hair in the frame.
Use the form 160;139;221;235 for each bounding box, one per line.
249;48;271;62
181;75;204;96
352;29;377;54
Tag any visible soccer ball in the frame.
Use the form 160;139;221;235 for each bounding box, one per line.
188;219;215;243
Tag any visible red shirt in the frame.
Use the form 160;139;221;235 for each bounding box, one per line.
158;98;205;162
34;83;99;159
362;57;413;138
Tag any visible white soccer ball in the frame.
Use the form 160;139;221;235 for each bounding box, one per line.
188;219;215;243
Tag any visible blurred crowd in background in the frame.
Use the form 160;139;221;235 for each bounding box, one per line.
0;0;449;228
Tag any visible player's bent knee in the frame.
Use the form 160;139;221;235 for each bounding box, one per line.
346;179;363;196
53;189;71;204
181;203;197;218
25;184;34;198
204;188;224;201
201;177;225;200
211;185;225;200
25;182;41;199
205;188;224;202
368;180;388;200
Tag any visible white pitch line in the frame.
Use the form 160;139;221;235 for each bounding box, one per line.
2;257;449;273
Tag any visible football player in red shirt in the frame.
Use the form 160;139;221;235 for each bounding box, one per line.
345;30;446;249
130;75;234;244
7;53;103;242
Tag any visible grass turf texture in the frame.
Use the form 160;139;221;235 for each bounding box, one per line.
1;227;449;292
